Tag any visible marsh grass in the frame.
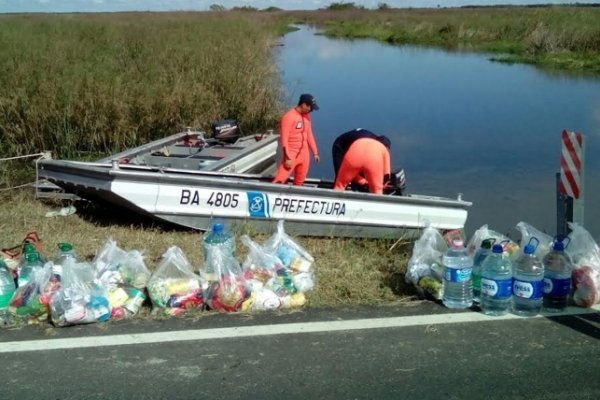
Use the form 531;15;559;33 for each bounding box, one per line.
0;12;284;164
0;189;415;311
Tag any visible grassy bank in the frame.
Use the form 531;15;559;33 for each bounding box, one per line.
0;190;415;309
288;6;600;73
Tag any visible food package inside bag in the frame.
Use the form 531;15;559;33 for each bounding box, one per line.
566;223;600;307
147;246;202;314
263;220;314;272
405;225;447;300
49;261;108;327
10;262;52;322
204;246;247;313
240;234;283;290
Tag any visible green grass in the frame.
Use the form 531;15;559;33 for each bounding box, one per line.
0;190;415;311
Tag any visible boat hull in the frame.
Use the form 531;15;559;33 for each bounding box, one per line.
38;160;471;238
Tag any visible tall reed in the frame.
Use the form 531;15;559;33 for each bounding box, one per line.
0;12;283;163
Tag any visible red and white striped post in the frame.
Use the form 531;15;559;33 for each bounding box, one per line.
557;130;585;235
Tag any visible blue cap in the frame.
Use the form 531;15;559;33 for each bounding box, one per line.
553;241;564;252
212;223;224;233
492;244;503;254
523;244;535;254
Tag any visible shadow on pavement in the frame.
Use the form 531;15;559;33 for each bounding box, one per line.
546;312;600;340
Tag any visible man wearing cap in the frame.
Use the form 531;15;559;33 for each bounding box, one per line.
272;93;320;186
333;132;391;195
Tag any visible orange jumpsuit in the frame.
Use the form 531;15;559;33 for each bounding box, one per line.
272;107;318;186
333;138;391;194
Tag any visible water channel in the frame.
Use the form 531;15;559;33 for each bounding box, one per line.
278;26;600;240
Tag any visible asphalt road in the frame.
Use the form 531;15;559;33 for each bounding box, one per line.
1;302;599;400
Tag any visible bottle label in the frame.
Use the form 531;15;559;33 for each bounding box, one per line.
444;267;472;283
481;277;512;298
543;277;571;297
513;279;544;299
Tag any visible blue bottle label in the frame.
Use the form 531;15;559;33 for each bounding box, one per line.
481;277;513;299
543;277;571;297
513;279;544;299
444;267;472;283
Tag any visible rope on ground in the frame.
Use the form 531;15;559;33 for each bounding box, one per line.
0;182;36;192
0;151;52;192
0;152;48;162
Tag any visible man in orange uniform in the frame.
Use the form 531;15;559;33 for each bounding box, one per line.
272;94;320;186
333;136;391;194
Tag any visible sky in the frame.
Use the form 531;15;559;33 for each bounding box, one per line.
0;0;598;13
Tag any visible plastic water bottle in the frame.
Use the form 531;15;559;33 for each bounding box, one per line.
543;238;572;312
480;244;513;316
202;223;235;264
0;260;16;327
442;239;473;309
512;238;544;316
55;242;77;280
57;242;77;266
472;238;494;303
18;251;44;287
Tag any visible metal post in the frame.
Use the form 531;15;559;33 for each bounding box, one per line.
557;130;585;234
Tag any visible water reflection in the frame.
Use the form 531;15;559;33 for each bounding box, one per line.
278;26;600;239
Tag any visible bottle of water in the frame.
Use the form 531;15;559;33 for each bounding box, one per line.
472;238;494;303
442;239;473;309
0;260;16;327
480;244;513;316
512;238;544;316
57;242;77;266
18;251;44;287
202;223;235;265
543;238;572;312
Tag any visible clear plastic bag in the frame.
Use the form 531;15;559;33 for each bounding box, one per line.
204;246;247;312
147;246;203;315
405;225;447;300
468;224;520;260
262;221;315;299
49;261;108;326
10;262;52;322
566;223;600;307
240;234;282;290
515;222;553;259
93;238;150;290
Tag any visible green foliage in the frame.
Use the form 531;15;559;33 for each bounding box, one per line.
326;2;366;11
231;6;258;12
209;4;226;11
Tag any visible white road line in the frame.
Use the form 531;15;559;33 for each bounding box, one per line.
1;305;599;354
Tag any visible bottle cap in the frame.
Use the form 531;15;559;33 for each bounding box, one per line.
523;244;535;254
553;241;564;252
23;242;35;253
492;244;503;254
58;242;73;252
212;223;224;233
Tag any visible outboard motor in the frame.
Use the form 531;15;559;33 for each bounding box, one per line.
211;119;241;144
386;168;407;196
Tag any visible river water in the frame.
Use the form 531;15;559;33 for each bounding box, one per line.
277;26;600;240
